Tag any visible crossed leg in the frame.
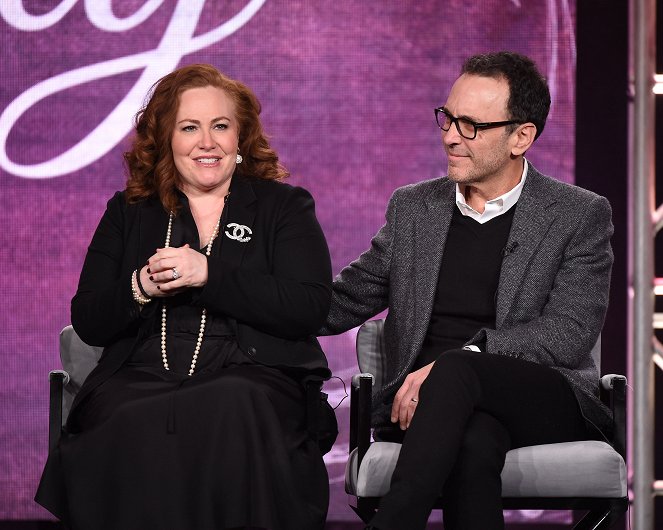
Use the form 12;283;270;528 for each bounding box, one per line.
370;350;592;530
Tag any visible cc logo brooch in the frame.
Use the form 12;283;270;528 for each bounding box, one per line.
225;223;252;243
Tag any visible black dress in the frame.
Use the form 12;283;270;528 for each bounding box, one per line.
36;190;331;530
38;307;329;530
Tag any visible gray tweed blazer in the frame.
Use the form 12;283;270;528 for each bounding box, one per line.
322;163;614;432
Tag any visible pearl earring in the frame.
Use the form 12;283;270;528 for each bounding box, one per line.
236;153;243;164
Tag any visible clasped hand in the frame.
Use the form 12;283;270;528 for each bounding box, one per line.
391;361;435;430
139;244;208;297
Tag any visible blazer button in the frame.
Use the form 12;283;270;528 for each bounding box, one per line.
248;346;257;356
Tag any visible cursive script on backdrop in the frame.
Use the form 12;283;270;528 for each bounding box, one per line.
0;0;266;178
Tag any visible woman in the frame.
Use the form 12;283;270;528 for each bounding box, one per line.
36;64;335;530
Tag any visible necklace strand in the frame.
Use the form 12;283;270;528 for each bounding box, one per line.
161;210;223;376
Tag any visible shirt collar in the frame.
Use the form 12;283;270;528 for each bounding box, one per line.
455;159;528;224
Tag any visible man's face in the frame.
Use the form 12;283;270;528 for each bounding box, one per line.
441;74;515;185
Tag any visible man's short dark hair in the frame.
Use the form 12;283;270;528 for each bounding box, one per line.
462;51;551;140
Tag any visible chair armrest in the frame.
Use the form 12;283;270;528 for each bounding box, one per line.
350;373;374;468
356;319;387;389
600;373;626;391
600;374;627;460
48;370;70;453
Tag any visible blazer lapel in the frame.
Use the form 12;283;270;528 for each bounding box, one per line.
220;176;257;267
495;168;558;327
412;179;455;341
137;177;257;269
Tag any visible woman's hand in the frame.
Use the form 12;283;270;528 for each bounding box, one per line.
391;361;435;430
143;244;209;296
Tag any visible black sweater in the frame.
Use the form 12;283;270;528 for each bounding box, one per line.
415;205;516;368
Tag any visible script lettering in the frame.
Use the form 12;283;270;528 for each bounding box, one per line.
87;0;165;32
0;0;266;178
0;0;78;31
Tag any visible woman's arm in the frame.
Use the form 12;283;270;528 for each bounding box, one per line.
71;192;142;346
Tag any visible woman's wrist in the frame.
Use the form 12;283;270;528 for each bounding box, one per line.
135;266;152;298
131;269;151;305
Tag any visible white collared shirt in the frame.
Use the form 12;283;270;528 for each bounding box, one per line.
455;159;528;224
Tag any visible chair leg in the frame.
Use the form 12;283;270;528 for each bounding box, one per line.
573;500;628;530
351;498;377;524
574;510;611;530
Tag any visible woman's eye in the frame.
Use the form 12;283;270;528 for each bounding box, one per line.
214;123;228;130
181;125;197;132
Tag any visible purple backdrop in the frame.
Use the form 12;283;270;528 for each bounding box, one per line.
0;0;576;521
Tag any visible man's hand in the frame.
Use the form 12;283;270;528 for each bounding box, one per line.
391;361;435;430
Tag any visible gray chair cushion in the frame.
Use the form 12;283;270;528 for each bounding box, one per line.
59;325;103;423
500;440;626;497
346;440;626;498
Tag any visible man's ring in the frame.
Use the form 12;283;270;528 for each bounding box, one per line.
411;398;418;403
172;268;180;280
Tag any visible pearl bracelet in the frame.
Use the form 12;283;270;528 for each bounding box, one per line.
131;269;151;305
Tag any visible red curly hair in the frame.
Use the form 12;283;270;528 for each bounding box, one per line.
124;64;288;212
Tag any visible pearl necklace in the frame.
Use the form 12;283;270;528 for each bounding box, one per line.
161;209;223;376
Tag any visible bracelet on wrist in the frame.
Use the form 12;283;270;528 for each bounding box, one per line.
135;267;151;299
131;269;151;305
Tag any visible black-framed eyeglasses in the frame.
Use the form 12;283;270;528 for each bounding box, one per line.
434;107;522;140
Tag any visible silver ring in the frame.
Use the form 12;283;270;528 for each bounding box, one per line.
172;268;180;280
411;398;418;403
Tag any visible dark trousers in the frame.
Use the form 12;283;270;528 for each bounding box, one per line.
370;350;593;530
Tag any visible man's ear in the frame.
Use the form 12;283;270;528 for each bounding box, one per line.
511;123;537;156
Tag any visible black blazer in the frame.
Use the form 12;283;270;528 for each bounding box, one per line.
68;176;332;431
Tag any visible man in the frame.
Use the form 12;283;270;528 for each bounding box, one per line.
321;52;614;529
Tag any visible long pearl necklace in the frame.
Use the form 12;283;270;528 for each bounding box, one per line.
161;210;223;376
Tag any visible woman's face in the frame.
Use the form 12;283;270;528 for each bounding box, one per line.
171;85;239;196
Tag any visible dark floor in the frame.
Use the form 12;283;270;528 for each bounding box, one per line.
0;521;622;530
